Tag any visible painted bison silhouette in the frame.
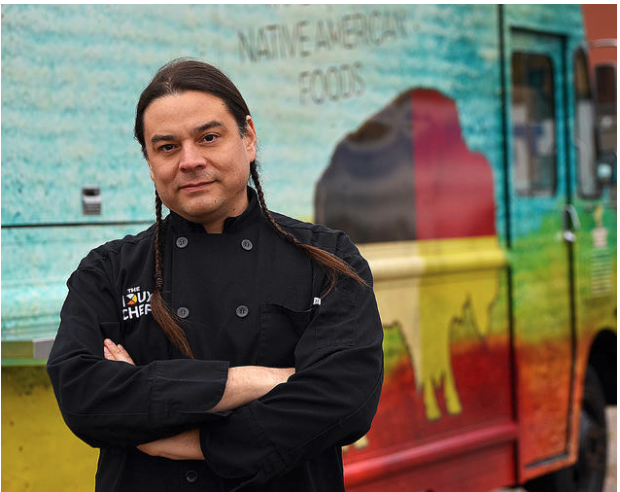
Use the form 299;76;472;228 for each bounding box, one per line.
315;88;495;241
315;88;500;420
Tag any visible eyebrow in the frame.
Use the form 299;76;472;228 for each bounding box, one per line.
150;120;224;146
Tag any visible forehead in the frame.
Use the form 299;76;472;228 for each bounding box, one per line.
143;91;234;137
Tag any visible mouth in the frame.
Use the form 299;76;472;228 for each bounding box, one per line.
179;181;214;192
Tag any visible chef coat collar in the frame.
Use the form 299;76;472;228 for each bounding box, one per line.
167;187;262;234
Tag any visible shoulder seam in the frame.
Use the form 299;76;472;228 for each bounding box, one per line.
80;226;156;267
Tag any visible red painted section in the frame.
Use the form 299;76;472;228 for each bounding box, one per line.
347;441;516;492
410;89;496;239
581;4;617;69
345;422;517;487
516;338;573;474
343;334;514;489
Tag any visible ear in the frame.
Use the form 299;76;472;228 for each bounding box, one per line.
146;159;156;182
244;115;257;162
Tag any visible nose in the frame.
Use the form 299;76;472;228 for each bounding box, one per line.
178;143;206;172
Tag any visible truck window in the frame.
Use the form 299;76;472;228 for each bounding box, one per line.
512;52;557;196
595;63;617;153
574;47;601;197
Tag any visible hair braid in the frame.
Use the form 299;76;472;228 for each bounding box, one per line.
151;190;194;358
249;162;366;296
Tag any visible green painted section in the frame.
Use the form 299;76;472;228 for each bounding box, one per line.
2;225;150;344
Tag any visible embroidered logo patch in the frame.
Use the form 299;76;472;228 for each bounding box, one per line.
121;286;152;320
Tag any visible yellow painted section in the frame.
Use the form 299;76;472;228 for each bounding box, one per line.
360;236;506;281
2;367;98;491
360;236;506;420
418;267;501;419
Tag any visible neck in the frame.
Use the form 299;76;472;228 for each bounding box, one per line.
201;192;249;234
202;220;226;234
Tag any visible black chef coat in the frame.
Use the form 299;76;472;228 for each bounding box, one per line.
47;188;384;492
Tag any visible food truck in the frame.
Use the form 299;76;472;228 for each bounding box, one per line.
2;5;616;491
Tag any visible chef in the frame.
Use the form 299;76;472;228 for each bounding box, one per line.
47;58;384;492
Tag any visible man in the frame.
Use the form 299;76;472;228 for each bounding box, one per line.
47;59;384;492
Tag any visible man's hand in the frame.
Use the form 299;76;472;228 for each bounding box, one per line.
103;339;136;365
209;365;294;412
137;429;205;461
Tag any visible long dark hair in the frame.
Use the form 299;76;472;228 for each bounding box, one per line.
135;59;365;358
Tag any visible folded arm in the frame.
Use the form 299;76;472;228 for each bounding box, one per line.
102;339;293;460
104;338;293;414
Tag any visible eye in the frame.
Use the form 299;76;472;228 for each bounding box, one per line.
202;134;218;143
157;143;176;153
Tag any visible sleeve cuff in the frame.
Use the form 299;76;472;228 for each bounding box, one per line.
150;359;229;426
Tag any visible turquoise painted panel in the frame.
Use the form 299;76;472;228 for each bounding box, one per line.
1;4;226;226
1;4;509;225
1;224;149;341
505;4;584;36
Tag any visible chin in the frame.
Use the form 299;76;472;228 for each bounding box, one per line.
179;208;213;223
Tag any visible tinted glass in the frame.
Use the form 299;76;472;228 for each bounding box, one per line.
595;64;617;153
574;48;600;197
511;53;557;196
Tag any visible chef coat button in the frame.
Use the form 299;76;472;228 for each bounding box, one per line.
185;470;198;483
236;305;249;318
241;239;253;251
177;307;190;319
176;236;189;249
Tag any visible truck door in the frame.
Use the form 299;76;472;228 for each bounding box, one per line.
508;29;576;478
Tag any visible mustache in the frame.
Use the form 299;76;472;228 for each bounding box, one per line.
177;173;216;186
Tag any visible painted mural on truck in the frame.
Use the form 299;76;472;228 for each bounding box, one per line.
316;87;503;422
2;4;616;492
